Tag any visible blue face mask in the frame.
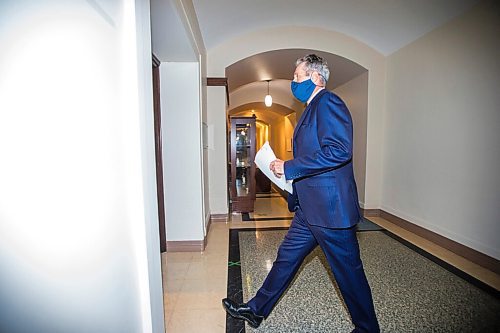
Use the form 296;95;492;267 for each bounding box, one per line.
291;79;316;103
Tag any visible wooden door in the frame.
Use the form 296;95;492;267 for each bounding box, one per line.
152;54;166;253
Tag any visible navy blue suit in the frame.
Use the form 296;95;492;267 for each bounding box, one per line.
247;90;379;332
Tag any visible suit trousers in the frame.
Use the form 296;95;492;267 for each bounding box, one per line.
247;207;380;333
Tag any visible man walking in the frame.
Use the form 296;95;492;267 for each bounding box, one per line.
223;54;379;333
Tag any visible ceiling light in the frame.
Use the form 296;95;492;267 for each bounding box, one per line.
264;80;272;107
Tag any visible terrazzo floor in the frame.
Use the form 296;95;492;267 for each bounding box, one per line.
162;192;500;333
246;192;294;221
231;229;500;332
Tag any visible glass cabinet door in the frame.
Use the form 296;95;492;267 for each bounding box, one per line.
230;116;256;212
235;124;251;197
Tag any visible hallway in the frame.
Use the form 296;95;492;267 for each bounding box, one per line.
2;2;499;331
161;195;500;332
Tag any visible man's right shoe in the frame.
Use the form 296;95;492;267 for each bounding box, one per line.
222;298;264;328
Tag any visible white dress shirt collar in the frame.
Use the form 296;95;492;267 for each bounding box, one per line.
307;87;325;105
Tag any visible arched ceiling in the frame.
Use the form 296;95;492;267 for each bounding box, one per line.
226;49;367;92
229;79;304;113
229;102;294;118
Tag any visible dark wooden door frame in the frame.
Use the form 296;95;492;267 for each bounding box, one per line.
152;54;166;253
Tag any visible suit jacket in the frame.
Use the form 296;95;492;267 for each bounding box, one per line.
284;89;361;229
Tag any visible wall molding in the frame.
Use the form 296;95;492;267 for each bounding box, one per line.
206;77;229;106
210;213;229;222
166;240;205;252
360;208;380;217
363;209;499;274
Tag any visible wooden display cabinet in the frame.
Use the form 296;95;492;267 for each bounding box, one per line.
229;116;256;212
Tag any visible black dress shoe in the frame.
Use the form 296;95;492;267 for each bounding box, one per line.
222;298;264;328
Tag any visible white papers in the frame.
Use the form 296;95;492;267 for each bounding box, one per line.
254;142;293;194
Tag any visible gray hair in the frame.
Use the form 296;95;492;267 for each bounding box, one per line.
295;54;330;85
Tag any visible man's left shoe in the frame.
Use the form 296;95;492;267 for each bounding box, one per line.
222;298;264;328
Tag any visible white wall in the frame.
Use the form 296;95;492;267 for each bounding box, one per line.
173;0;211;230
134;1;166;331
334;72;369;206
160;62;205;241
207;86;229;214
199;45;210;229
269;113;294;162
201;63;211;228
0;0;164;332
383;0;500;259
281;113;296;162
207;26;386;214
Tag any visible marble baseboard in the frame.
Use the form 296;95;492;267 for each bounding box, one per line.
361;208;499;275
210;213;229;222
166;240;206;252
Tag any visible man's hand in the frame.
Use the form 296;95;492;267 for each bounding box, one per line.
269;159;284;178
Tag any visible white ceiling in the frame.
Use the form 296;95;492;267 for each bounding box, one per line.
191;0;479;56
150;0;480;113
150;0;198;62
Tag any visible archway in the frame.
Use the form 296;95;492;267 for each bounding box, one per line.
206;26;386;215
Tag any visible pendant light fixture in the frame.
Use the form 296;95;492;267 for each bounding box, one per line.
264;80;273;107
